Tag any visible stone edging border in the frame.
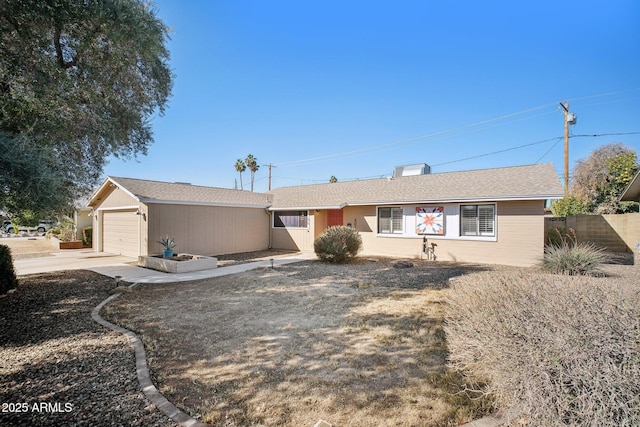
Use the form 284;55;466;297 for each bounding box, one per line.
92;289;210;427
90;279;508;427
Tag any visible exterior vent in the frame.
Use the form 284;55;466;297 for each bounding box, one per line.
174;182;192;185
393;163;431;177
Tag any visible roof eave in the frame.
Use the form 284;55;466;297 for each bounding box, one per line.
348;195;563;205
271;195;564;210
140;198;271;209
620;170;640;201
268;203;347;211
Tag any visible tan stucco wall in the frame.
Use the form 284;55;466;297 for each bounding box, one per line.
146;203;270;256
356;200;544;266
272;201;546;267
270;211;317;251
75;209;93;243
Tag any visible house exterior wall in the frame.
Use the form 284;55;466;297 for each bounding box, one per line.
270;210;318;251
75;208;93;243
272;201;545;267
146;203;270;256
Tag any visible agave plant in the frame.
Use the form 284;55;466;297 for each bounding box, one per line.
156;235;176;251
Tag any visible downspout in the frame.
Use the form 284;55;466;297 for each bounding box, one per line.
266;209;272;249
137;205;141;258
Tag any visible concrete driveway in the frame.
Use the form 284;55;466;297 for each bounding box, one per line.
13;250;137;276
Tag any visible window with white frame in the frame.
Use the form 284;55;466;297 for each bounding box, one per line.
378;207;403;234
273;210;308;228
460;204;495;236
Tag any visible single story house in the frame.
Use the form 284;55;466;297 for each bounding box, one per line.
88;163;563;266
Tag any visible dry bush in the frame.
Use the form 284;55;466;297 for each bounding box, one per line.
313;225;362;263
445;270;640;426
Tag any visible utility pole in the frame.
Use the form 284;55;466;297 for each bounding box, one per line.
266;163;276;191
560;102;577;195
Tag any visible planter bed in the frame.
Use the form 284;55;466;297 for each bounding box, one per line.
59;240;83;250
138;254;217;273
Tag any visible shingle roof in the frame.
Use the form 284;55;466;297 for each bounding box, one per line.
92;164;562;210
267;163;563;209
107;177;272;208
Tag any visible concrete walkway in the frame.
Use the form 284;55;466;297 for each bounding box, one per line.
13;249;317;280
90;252;317;283
14;250;137;276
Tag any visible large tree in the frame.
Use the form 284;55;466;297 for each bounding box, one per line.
234;159;246;190
569;143;638;214
245;154;259;192
0;0;173;217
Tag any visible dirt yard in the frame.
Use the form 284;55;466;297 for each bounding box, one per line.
103;258;503;427
0;236;57;257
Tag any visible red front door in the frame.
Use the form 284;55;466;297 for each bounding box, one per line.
327;209;343;227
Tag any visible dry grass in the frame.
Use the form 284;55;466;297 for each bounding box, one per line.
103;257;498;426
1;236;57;256
445;264;640;426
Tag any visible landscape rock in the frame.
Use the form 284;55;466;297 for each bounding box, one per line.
393;260;414;268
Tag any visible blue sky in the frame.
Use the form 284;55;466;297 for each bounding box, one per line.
104;0;640;193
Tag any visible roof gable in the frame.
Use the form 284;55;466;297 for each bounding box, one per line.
89;177;272;208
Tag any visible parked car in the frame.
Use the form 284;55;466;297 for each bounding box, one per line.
36;220;56;233
3;220;56;234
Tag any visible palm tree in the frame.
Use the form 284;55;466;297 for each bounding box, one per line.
234;159;246;190
245;154;260;192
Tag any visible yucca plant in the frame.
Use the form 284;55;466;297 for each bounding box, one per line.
542;241;609;275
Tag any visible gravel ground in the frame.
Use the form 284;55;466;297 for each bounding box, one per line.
1;251;637;427
0;270;175;427
102;257;505;426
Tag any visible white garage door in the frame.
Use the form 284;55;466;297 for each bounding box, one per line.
102;210;139;257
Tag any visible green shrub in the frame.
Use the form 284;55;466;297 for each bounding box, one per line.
542;241;609;275
46;216;75;242
82;226;93;246
445;271;640;426
313;225;362;263
0;244;18;293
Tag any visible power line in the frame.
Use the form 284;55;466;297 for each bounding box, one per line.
271;131;640;183
432;137;563;167
273;89;640;168
535;138;563;163
570;132;640;138
275;102;559;167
